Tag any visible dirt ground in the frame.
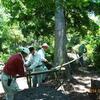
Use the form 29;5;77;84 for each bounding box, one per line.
14;67;100;100
0;67;100;100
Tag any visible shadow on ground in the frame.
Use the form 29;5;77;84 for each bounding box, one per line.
14;85;69;100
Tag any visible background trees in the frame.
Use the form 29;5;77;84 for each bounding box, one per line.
0;0;100;69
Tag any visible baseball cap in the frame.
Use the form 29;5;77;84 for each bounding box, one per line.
19;47;30;55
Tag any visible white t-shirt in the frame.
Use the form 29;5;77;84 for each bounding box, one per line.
37;48;46;62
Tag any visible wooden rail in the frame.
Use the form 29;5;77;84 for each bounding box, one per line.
17;55;82;78
0;55;83;88
0;55;83;78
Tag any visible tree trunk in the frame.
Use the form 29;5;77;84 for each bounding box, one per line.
54;0;71;80
54;0;67;66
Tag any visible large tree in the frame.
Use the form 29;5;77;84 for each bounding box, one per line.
1;0;99;63
54;0;67;66
1;0;99;37
54;0;72;80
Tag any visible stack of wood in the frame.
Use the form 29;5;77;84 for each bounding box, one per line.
90;79;100;100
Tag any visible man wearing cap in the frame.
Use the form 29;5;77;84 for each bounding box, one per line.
1;47;30;100
37;43;49;81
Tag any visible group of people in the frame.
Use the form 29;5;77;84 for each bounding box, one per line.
1;43;49;100
1;42;87;100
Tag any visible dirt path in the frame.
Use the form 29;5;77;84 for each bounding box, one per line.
0;67;100;100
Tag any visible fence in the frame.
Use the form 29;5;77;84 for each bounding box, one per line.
0;55;83;87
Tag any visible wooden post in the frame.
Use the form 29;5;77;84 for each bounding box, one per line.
89;79;100;100
26;71;32;88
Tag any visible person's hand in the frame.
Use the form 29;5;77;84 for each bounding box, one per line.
44;59;48;62
24;72;28;76
27;67;33;71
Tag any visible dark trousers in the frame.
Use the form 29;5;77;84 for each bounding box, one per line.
79;53;84;66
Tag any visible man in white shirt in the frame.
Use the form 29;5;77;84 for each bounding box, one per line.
25;46;44;87
37;43;49;81
38;43;48;62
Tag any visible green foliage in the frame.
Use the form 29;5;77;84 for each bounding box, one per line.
0;53;10;63
46;46;54;62
69;33;80;45
0;7;24;53
0;5;26;62
84;34;100;65
0;0;100;66
64;0;100;36
93;44;100;68
2;0;99;37
0;5;11;51
1;0;55;37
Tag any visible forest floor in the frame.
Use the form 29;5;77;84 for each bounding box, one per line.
0;66;100;100
14;66;100;100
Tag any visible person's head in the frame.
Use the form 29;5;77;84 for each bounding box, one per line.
20;47;30;58
42;43;49;50
28;46;35;55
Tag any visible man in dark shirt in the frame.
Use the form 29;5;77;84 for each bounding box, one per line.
78;44;87;66
1;47;30;100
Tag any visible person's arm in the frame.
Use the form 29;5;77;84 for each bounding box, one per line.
25;54;32;67
38;50;48;62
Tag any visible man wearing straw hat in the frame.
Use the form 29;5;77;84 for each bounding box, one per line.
37;43;49;81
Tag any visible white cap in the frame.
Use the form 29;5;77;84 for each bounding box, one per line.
19;47;30;55
42;43;49;47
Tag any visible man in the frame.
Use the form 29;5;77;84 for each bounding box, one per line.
38;43;49;62
25;46;44;87
37;43;49;81
78;43;87;66
1;47;30;100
